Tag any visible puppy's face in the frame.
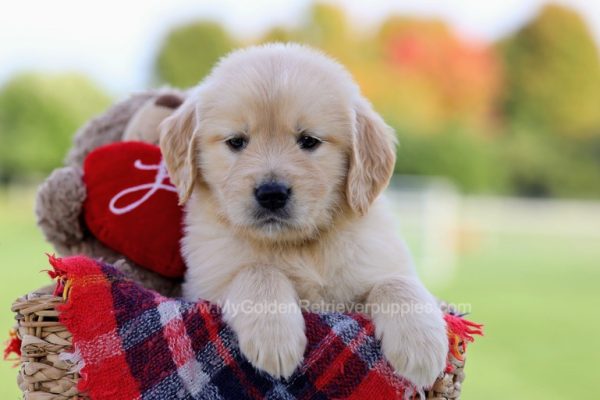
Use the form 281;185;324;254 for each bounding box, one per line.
161;44;396;243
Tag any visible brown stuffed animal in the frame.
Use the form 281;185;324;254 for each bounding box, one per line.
35;89;186;297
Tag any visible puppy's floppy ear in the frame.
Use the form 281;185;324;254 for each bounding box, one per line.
160;99;200;205
346;98;397;215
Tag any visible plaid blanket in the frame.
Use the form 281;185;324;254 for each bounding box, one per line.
48;255;482;400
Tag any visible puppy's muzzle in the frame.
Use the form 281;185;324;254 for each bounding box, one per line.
255;182;291;211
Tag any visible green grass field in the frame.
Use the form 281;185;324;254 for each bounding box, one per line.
1;187;598;398
0;187;52;399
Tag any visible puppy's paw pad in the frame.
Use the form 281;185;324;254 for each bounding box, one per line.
239;327;307;379
377;317;448;388
383;344;445;388
232;309;307;379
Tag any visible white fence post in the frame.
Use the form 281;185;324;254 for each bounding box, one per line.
387;177;460;287
419;181;460;287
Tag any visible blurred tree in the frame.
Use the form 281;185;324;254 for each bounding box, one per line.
501;130;600;198
375;17;502;134
500;4;600;137
259;3;361;64
0;73;110;183
394;127;507;193
301;3;349;51
260;26;297;43
155;21;235;88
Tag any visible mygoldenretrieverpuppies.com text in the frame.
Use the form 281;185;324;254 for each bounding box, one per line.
208;299;472;317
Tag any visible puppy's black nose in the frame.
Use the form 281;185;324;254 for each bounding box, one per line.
255;182;291;211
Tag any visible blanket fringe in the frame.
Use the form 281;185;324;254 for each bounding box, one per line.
3;329;21;362
444;313;484;367
59;347;85;374
45;253;72;297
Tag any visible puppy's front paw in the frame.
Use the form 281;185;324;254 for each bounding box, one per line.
374;310;448;388
230;307;307;379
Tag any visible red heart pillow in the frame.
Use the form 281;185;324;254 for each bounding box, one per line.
83;142;186;278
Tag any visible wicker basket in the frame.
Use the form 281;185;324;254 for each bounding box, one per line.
11;287;467;400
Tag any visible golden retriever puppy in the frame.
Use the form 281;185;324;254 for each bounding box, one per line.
160;43;448;388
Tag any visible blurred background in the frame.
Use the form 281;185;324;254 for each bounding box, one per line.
1;0;599;398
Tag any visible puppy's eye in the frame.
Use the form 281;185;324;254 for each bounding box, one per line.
226;136;248;152
297;134;322;151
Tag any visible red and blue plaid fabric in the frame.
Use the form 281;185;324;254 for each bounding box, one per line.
48;255;480;400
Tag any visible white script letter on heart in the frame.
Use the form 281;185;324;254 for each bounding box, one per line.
109;159;177;215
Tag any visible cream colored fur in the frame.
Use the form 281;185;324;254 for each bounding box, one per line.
160;43;448;388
